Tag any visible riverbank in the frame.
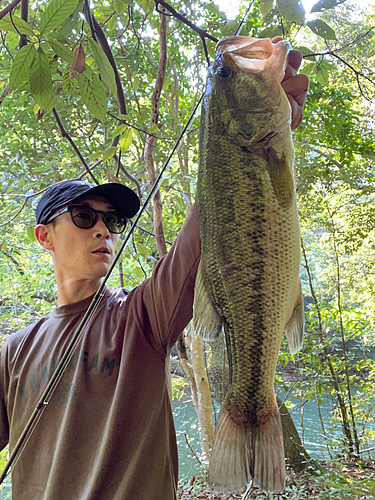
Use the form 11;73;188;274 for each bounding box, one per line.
177;458;375;499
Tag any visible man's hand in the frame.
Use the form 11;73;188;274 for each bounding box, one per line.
272;37;310;130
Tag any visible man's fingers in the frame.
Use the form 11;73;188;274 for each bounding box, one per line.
282;73;310;106
287;50;303;73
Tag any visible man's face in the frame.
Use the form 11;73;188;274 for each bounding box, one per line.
43;195;120;283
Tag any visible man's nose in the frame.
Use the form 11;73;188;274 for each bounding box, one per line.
94;214;110;238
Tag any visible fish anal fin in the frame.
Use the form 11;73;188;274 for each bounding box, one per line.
193;260;223;341
285;280;305;354
208;405;285;494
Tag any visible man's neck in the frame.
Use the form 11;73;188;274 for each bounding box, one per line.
56;278;102;307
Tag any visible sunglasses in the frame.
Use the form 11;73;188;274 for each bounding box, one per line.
46;205;128;234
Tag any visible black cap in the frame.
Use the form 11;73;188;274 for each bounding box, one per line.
36;180;140;225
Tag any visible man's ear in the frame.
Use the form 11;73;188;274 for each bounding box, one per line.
35;224;54;251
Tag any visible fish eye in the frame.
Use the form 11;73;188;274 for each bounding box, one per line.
217;66;232;79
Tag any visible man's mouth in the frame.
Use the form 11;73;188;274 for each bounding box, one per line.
93;248;110;255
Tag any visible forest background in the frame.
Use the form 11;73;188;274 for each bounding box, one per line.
0;0;374;497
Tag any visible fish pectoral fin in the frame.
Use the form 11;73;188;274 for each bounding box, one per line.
208;404;285;494
193;259;223;340
284;280;305;354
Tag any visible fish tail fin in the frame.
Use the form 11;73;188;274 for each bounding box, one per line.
208;405;285;494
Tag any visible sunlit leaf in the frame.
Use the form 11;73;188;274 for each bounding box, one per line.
88;38;117;96
9;44;36;91
307;19;337;40
39;0;80;35
101;146;117;161
276;0;305;24
148;123;160;134
0;14;35;35
311;0;346;12
113;124;128;137
316;65;330;86
119;128;133;152
28;47;52;108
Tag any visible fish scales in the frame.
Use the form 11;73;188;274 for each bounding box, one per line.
193;36;305;494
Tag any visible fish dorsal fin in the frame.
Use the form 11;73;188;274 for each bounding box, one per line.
284;280;304;354
193;259;223;340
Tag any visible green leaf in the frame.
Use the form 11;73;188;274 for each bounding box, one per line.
0;14;35;35
27;226;36;242
118;114;130;121
48;39;75;64
204;2;220;15
137;243;149;256
134;266;144;279
316;65;329;86
9;44;37;91
78;69;107;120
107;15;117;31
307;19;337;40
311;0;346;12
258;26;283;38
87;38;117;96
102;146;117;161
113;124;128;137
119;128;133;152
276;0;305;24
148;123;160;134
132;76;140;91
29;47;52;108
258;0;274;15
39;0;80;35
138;0;153;15
296;46;313;56
302;62;316;76
114;0;127;14
62;67;77;94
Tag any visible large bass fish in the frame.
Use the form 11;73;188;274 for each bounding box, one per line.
193;36;305;493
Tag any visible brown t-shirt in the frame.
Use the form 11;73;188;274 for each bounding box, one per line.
0;204;200;500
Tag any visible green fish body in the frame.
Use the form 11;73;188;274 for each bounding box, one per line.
193;36;305;494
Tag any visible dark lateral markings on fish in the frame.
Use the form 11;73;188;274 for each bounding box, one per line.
193;36;305;495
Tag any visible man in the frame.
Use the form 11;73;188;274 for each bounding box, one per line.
0;50;308;499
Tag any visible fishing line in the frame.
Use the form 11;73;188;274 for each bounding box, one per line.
0;0;254;484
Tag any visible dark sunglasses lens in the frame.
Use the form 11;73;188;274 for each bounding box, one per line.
71;206;97;228
104;212;127;233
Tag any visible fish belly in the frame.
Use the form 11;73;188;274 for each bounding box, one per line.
197;134;301;493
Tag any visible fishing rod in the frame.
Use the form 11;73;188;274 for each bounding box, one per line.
0;1;254;484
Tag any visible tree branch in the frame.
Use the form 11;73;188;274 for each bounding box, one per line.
144;12;168;258
0;0;22;21
19;0;28;48
154;0;218;42
83;0;127;117
52;108;99;184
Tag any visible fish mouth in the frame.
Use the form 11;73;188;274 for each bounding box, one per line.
216;36;290;82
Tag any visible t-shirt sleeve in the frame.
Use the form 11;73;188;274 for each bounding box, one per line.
0;343;10;451
140;203;201;355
